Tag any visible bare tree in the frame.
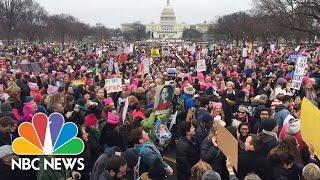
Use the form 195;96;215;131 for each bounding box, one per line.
0;0;25;44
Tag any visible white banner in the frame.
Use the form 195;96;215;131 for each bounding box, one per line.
122;98;129;123
105;78;122;93
197;59;206;72
292;56;308;90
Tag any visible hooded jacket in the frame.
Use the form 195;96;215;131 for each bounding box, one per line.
274;104;290;131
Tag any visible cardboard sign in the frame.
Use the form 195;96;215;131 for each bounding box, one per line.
71;79;86;86
151;48;160;58
154;85;174;115
216;124;238;171
301;98;320;158
104;78;122;93
197;59;206;72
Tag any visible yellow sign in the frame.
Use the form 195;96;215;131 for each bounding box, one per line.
301;98;320;157
151;48;160;58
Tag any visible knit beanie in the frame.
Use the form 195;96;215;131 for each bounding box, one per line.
84;114;98;127
287;118;300;135
261;119;277;131
107;112;119;125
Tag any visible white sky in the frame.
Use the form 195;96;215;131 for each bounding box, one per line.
36;0;252;28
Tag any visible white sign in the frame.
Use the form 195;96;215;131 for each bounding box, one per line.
197;59;206;72
270;44;275;52
122;98;129;123
242;48;248;58
141;58;150;75
292;56;308;90
162;45;170;56
104;78;122;93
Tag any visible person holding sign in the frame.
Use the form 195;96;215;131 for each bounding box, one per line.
154;85;174;114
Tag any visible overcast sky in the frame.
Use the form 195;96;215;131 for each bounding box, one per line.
36;0;252;28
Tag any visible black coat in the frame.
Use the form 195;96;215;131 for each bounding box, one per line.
99;124;127;152
259;133;278;157
238;151;273;180
200;137;229;180
176;136;200;180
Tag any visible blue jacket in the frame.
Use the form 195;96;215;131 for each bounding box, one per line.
182;93;195;110
135;141;169;172
274;105;290;128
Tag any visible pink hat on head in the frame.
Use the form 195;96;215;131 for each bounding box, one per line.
28;82;39;91
205;83;214;90
107;113;119;125
230;71;239;77
84;114;98;127
103;97;114;106
213;102;222;109
47;85;58;95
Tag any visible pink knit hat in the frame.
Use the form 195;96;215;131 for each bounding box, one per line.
107;112;119;125
28;82;39;91
213;102;222;109
84;114;98;127
103;97;114;106
47;85;58;95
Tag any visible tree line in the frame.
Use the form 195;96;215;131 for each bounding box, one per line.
0;0;147;45
209;0;320;45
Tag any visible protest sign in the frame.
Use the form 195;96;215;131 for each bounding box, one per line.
154;85;174;115
162;45;170;57
196;59;206;72
167;68;176;77
104;78;122;93
270;44;275;52
151;48;160;58
288;53;299;63
141;58;150;75
248;42;253;53
124;44;134;54
301;98;320;158
216;124;238;171
71;79;86;86
291;56;307;90
122;98;129;124
242;48;248;58
18;63;43;73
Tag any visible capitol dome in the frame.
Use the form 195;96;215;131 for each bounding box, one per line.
160;0;176;23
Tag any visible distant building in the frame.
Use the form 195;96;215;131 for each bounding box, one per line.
195;21;211;34
121;21;142;32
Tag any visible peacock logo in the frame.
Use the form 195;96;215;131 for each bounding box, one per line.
12;113;84;155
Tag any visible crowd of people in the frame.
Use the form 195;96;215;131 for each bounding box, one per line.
0;41;320;180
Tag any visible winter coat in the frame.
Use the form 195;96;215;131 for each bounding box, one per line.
238;151;273;180
99;124;127;152
274;105;291;132
259;132;278;157
200;137;229;180
134;141;169;174
141;111;171;143
176;136;200;180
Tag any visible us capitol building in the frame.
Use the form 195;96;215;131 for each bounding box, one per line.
121;0;211;41
145;0;189;40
